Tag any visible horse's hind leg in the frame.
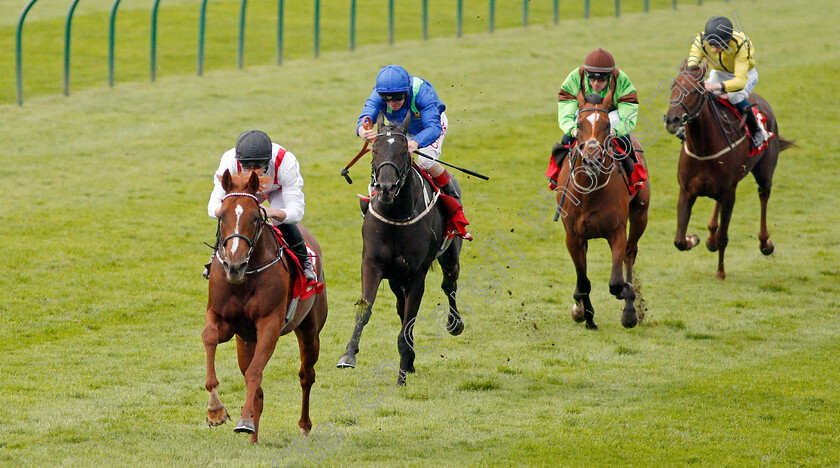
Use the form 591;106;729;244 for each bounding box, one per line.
623;187;650;328
706;202;721;252
752;149;778;255
337;262;383;368
235;337;261;444
438;238;464;336
202;309;233;427
566;233;597;330
294;312;321;436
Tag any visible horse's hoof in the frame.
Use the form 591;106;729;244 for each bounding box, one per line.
571;304;585;322
206;407;229;427
299;426;311;437
447;316;464;336
336;354;356;369
760;240;775;255
688;234;701;249
622;311;638;328
234;418;255;434
705;238;718;252
585;321;599;330
716;270;726;280
397;376;406;386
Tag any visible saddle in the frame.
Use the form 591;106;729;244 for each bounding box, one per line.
716;97;775;156
545;137;647;195
268;225;324;301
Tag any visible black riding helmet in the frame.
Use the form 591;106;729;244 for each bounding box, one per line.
235;130;273;168
703;16;733;48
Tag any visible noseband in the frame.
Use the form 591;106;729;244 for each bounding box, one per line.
371;130;411;197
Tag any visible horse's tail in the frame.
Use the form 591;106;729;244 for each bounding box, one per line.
777;136;796;152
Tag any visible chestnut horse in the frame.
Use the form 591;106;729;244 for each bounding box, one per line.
556;92;650;330
664;61;794;279
202;170;328;444
336;111;464;385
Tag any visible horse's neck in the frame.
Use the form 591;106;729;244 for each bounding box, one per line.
686;99;739;156
375;169;420;219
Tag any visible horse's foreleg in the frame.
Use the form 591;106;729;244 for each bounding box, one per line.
566;233;596;330
674;190;700;250
235;317;281;441
438;239;464;336
397;277;427;385
202;310;233;427
294;313;321;436
706;202;721;252
714;195;737;280
757;186;774;255
626;191;649;326
337;262;382;368
235;338;261;444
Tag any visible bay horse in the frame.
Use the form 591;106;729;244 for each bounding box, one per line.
556;91;650;330
202;169;328;444
664;61;795;279
336;111;464;385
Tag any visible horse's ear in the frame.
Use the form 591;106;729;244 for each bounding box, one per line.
398;110;411;135
375;112;385;132
221;169;233;192
575;89;586;110
246;170;261;193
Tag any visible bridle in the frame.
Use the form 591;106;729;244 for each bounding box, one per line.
371;130;412;198
574;107;614;173
671;69;707;125
215;192;283;274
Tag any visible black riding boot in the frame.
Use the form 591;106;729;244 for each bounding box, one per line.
434;171;462;205
737;100;764;148
278;223;317;282
552;133;575;168
614;134;636;178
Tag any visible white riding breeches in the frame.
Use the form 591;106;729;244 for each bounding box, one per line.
410;112;448;171
708;68;759;104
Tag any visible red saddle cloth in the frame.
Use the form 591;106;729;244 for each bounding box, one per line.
414;165;472;241
269;225;324;301
716;98;775;156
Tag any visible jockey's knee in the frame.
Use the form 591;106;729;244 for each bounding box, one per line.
421;160;444;177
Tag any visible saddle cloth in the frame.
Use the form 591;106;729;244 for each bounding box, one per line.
268;225;324;301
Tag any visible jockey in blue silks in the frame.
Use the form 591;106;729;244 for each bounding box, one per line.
356;65;463;207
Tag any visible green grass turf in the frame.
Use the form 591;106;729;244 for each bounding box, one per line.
1;0;839;465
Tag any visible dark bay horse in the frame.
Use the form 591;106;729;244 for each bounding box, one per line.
203;169;328;443
336;112;463;385
664;61;795;279
557;91;650;330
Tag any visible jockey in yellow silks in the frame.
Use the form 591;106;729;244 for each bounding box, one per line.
684;16;770;148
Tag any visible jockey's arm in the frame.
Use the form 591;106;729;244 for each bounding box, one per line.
614;101;639;137
721;50;751;93
357;91;384;142
207;151;236;218
269;157;305;225
411;86;443;149
557;68;582;136
686;34;706;69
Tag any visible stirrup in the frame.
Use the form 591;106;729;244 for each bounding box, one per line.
302;260;317;282
202;262;211;279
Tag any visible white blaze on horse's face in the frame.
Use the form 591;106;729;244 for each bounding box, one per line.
586;112;599;128
230;204;244;254
388;137;395;145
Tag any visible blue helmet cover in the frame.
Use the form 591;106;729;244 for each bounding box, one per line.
375;65;411;94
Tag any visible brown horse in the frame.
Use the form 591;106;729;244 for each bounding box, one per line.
336;111;464;385
664;61;795;279
202;169;328;444
556;91;650;330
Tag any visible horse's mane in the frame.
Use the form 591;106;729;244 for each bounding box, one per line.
585;93;604;105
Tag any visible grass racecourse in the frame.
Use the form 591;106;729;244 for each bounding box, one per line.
2;0;840;466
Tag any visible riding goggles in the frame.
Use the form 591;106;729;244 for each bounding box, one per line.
586;72;610;82
378;92;407;102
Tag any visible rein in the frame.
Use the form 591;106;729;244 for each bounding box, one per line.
368;167;439;226
677;75;746;160
341;116;374;184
